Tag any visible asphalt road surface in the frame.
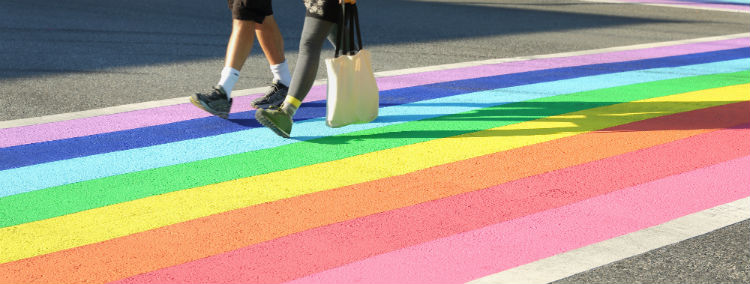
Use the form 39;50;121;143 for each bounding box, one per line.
1;0;748;121
1;0;748;283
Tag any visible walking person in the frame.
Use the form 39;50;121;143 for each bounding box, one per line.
191;0;292;119
255;0;358;138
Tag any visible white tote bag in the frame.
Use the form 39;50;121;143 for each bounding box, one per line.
324;3;379;128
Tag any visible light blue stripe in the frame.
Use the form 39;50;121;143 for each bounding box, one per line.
2;58;749;197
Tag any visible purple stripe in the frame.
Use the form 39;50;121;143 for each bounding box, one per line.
616;0;750;11
1;37;748;148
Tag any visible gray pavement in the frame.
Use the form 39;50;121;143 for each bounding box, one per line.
1;0;748;120
1;1;748;283
554;220;750;284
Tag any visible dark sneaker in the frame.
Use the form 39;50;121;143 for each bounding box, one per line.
190;85;232;119
255;106;293;138
251;80;289;109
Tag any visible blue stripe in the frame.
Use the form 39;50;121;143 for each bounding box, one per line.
1;57;748;197
1;48;748;171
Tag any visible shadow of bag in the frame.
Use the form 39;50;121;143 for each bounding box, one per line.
324;3;379;128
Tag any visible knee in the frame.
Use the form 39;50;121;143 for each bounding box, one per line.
299;36;321;53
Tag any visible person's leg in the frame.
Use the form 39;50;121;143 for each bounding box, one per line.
255;15;284;66
190;0;263;118
250;14;293;108
282;17;336;115
224;19;256;71
255;17;336;138
255;16;291;86
215;18;256;99
189;18;253;119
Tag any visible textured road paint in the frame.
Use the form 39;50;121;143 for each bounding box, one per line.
585;0;750;12
2;35;748;284
3;70;747;227
281;156;750;284
0;84;747;264
624;0;749;10
0;54;750;196
1;74;747;230
2;33;747;130
4;48;748;171
110;126;750;284
1;38;746;148
2;61;749;200
2;102;746;284
468;199;750;284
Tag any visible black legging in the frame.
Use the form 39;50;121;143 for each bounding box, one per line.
284;16;342;114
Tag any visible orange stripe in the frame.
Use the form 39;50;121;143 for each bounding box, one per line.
1;102;747;284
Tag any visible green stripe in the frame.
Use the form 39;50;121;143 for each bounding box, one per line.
1;70;748;228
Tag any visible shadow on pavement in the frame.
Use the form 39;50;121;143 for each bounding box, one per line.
293;100;747;144
0;0;683;79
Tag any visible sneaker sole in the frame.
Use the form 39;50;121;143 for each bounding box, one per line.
190;96;229;119
255;111;291;138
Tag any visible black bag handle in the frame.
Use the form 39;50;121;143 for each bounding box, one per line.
334;4;346;57
351;4;363;52
334;3;363;57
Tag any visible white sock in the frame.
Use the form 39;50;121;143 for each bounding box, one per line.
217;66;240;99
270;61;291;87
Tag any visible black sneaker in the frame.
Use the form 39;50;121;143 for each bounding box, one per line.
190;85;232;119
251;80;289;109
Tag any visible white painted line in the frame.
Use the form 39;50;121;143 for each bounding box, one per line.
1;32;748;129
582;0;750;13
466;197;750;284
374;33;750;77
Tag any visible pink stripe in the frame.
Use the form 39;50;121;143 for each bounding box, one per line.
289;156;750;284
617;0;750;11
2;37;748;148
112;125;750;284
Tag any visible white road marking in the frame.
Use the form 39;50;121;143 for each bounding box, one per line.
582;0;750;13
1;33;748;129
467;197;750;284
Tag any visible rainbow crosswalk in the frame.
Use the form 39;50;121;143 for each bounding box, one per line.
584;0;750;13
1;34;749;283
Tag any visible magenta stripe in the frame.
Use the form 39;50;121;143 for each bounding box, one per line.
286;156;750;284
1;37;748;148
617;0;750;11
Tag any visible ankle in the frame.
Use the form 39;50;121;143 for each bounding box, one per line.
217;67;240;99
270;61;292;87
281;103;297;117
281;96;301;116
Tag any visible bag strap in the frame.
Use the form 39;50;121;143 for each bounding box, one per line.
347;5;355;55
351;4;363;52
334;3;363;57
334;3;346;57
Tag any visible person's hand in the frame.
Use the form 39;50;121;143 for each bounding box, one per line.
339;0;357;4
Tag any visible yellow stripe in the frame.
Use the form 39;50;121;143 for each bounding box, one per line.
1;84;748;263
284;96;302;108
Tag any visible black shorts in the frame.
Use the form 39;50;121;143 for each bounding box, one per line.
227;0;273;23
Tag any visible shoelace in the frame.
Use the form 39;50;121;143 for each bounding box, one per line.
264;83;281;96
207;88;227;101
257;85;285;104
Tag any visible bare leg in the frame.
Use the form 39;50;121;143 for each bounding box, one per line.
255;15;286;65
224;19;256;70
